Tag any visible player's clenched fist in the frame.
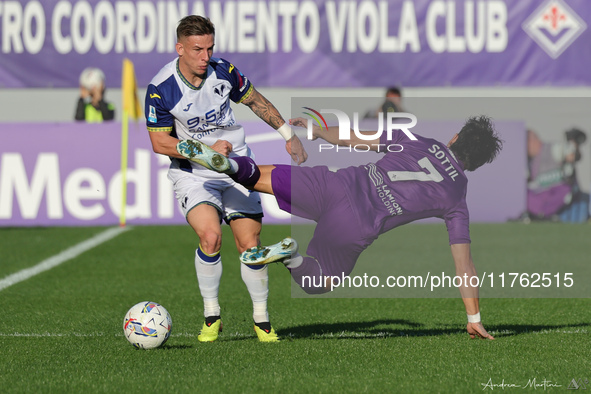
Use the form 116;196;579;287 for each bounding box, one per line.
211;140;233;157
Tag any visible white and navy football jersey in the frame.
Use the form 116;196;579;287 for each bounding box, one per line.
145;57;254;175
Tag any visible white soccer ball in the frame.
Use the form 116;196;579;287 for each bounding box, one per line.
123;301;172;349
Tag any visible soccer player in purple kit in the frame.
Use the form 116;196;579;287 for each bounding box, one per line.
176;115;502;340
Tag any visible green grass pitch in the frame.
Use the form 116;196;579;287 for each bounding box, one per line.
0;223;589;392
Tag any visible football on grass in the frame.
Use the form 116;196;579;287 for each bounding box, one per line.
123;301;172;349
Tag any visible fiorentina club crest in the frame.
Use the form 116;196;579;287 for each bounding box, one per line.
522;0;587;59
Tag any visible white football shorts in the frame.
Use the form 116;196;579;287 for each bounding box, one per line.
168;163;263;223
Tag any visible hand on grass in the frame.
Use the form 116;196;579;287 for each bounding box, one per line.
467;322;495;340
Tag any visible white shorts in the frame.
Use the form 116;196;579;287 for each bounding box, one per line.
168;164;263;223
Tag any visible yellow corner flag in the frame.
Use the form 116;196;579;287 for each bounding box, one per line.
119;58;142;227
122;58;142;120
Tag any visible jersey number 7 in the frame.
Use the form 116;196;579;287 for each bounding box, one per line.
387;157;444;182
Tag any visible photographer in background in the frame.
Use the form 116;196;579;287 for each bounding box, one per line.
75;67;115;123
364;86;405;120
524;127;588;222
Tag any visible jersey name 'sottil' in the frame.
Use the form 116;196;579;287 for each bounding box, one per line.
337;131;471;245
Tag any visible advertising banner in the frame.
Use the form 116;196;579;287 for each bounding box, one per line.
0;118;525;226
0;0;588;88
0;121;292;226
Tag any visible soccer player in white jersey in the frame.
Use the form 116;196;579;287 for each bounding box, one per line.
145;15;307;342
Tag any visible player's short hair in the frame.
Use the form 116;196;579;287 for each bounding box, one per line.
177;15;215;41
450;115;503;171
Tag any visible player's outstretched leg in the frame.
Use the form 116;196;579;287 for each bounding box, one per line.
240;238;298;266
241;241;330;295
177;140;262;188
176;139;231;172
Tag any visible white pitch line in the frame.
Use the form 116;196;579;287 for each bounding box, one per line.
0;226;130;292
0;332;250;338
0;328;587;338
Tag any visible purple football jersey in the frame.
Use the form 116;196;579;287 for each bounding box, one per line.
335;131;471;245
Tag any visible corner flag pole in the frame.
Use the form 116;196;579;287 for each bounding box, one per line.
120;58;141;227
119;109;129;227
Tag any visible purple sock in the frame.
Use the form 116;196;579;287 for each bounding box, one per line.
289;257;331;294
228;156;260;188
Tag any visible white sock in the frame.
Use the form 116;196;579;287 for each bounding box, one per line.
241;263;269;323
227;158;239;174
195;246;222;318
284;253;304;269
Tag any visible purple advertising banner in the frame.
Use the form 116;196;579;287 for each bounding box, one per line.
0;0;588;88
0;121;292;226
0;120;525;226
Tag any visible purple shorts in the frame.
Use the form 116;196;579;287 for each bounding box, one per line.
271;165;371;277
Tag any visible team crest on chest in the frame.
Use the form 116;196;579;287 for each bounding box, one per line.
212;83;227;97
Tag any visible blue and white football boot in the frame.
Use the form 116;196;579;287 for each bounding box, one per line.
176;139;231;173
240;238;298;266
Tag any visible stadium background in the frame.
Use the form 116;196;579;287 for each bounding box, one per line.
1;0;590;226
1;1;591;392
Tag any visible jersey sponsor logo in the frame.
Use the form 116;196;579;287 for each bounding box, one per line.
522;0;587;59
367;162;384;187
189;128;219;140
365;163;403;216
183;103;193;112
234;67;248;91
149;93;161;99
238;77;248;92
148;106;157;123
186;101;230;132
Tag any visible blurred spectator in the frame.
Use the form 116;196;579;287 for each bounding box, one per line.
517;128;588;222
75;67;115;122
365;86;405;119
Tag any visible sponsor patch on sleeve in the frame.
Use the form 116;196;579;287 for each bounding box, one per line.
148;105;157;123
239;77;249;92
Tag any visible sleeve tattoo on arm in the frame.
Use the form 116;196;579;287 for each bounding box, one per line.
242;88;285;129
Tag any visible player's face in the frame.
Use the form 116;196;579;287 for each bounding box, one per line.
176;34;214;82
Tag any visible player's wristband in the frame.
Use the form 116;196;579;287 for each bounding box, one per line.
467;312;481;323
277;123;294;141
